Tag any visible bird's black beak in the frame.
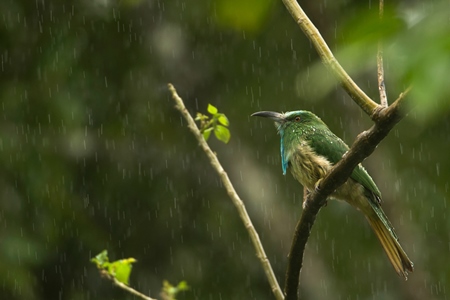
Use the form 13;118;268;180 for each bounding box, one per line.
251;111;285;123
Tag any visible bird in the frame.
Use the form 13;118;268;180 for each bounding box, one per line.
252;110;414;279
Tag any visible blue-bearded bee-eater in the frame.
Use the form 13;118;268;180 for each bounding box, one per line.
252;110;414;279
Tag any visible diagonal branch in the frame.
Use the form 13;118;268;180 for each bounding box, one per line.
168;83;285;300
284;90;412;299
281;0;380;116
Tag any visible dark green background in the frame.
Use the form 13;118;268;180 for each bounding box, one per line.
1;0;449;299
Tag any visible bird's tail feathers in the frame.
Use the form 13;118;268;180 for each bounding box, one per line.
365;204;414;280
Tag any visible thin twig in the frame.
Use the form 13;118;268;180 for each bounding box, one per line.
168;83;285;300
284;92;412;299
281;0;380;116
377;0;388;106
100;270;156;300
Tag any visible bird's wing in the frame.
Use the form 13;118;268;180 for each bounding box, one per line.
307;128;382;198
353;163;382;198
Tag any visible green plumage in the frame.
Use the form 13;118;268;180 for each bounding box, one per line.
282;112;381;198
252;110;413;279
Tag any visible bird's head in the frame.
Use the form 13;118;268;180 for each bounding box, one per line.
251;110;325;134
252;110;326;175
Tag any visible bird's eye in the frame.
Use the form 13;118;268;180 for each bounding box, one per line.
294;116;301;122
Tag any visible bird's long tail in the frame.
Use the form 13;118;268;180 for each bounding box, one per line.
365;203;414;279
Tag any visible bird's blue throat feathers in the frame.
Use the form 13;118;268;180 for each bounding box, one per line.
278;126;288;175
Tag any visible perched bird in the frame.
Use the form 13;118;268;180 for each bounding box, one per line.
252;110;414;279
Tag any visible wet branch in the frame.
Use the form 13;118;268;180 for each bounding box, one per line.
377;0;388;107
168;83;285;300
281;0;379;116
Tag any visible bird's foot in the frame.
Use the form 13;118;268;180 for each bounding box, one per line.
314;178;323;192
301;179;328;209
315;179;329;207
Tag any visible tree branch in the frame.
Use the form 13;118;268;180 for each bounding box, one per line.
168;83;285;300
377;0;388;107
281;0;379;116
284;89;412;299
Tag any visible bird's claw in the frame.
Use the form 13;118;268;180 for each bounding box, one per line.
314;178;323;192
302;179;328;208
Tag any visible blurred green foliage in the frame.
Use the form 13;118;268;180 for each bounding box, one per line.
214;0;275;32
0;0;449;300
161;280;190;300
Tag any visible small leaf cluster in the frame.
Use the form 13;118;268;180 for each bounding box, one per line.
91;250;189;299
160;280;190;300
91;250;136;285
195;104;230;143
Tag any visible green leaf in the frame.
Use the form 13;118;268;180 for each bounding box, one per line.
203;127;213;141
214;125;230;143
207;104;218;115
217;114;229;126
91;250;109;267
108;258;137;285
91;251;137;285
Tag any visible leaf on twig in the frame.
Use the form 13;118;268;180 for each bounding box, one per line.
91;250;109;266
203;127;213;141
214;125;230;144
207;103;218;114
91;250;136;285
108;258;136;285
195;104;231;144
218;114;229;126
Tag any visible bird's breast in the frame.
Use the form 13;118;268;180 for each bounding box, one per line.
287;143;332;191
287;143;370;211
